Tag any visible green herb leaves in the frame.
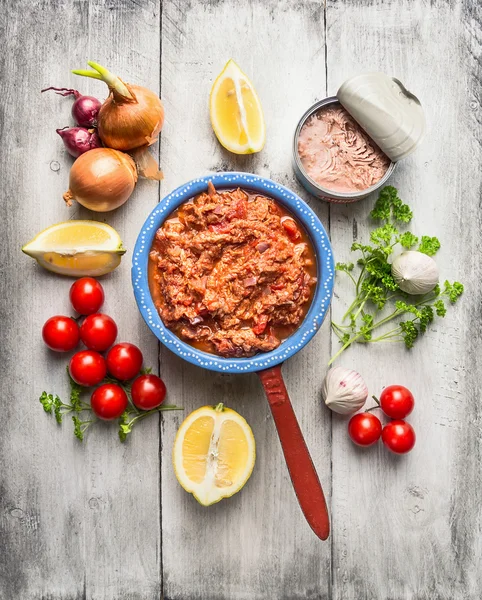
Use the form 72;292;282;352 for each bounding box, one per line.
39;368;182;442
418;236;441;256
330;187;464;363
370;185;413;223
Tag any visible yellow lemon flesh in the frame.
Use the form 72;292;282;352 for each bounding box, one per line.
210;59;265;155
173;403;256;506
22;220;126;277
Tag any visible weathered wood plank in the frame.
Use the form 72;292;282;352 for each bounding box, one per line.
2;0;481;598
0;1;162;598
159;1;332;599
327;1;482;598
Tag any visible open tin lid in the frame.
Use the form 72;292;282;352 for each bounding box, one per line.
337;72;425;162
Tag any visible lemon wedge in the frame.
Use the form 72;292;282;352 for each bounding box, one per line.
173;403;256;506
210;59;265;154
22;220;126;277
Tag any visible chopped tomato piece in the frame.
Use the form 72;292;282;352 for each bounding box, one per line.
235;198;248;219
252;314;269;335
282;218;301;241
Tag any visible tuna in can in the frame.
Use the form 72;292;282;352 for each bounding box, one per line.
293;74;425;203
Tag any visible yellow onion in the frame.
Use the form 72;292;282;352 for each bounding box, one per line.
63;148;137;212
73;61;164;151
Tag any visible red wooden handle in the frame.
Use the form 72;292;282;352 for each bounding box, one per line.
258;365;330;540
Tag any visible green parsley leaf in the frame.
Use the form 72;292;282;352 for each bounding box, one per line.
444;281;464;303
67;369;83;411
336;262;354;272
39;392;55;414
399;232;419;249
434;299;447;317
329;185;462;364
53;397;63;424
370;223;398;246
419;306;434;333
400;321;419;348
418;236;441;256
72;416;85;441
392;201;413;223
351;242;374;254
370;186;413;223
340;333;350;345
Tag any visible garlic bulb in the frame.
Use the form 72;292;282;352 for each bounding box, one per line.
322;367;368;415
391;251;439;295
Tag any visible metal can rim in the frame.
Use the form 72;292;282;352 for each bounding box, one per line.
292;97;396;202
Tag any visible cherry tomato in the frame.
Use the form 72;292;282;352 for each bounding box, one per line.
106;343;143;381
131;374;166;410
69;350;107;387
90;383;128;420
70;277;104;315
379;385;415;419
348;413;382;447
80;313;118;352
382;420;416;454
42;316;80;352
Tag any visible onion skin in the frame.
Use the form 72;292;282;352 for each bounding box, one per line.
98;84;164;151
72;95;102;128
56;127;102;158
41;87;101;128
63;148;137;212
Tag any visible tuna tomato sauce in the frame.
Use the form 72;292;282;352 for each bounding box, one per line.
148;182;317;358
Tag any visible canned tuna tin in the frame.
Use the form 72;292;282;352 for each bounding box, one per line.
293;73;425;203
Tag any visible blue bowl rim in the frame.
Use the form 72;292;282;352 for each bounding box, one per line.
132;172;335;374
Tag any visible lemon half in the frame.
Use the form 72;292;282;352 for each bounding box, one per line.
22;220;126;277
173;403;256;506
209;59;265;155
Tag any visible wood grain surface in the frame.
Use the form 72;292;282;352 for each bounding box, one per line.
0;0;480;599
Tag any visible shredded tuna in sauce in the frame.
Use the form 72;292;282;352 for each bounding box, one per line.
148;182;317;358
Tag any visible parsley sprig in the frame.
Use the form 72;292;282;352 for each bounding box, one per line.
40;366;183;442
330;186;463;364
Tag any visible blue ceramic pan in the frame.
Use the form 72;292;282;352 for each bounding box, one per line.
133;172;334;540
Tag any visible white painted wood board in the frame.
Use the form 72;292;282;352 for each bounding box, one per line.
0;0;480;598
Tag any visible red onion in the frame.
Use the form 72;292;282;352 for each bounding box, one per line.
56;127;102;158
189;316;204;326
256;242;270;253
42;87;102;128
243;277;258;287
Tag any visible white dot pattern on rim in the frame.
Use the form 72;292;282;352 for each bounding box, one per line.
132;172;334;374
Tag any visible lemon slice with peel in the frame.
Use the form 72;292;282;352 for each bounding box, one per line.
173;403;256;506
22;220;126;277
210;59;265;154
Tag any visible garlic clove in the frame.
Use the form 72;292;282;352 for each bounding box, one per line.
322;366;368;415
391;251;439;295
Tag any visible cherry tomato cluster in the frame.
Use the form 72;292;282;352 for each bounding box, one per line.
348;385;416;454
42;277;167;420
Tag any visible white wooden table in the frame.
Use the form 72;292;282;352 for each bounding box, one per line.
2;1;481;598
